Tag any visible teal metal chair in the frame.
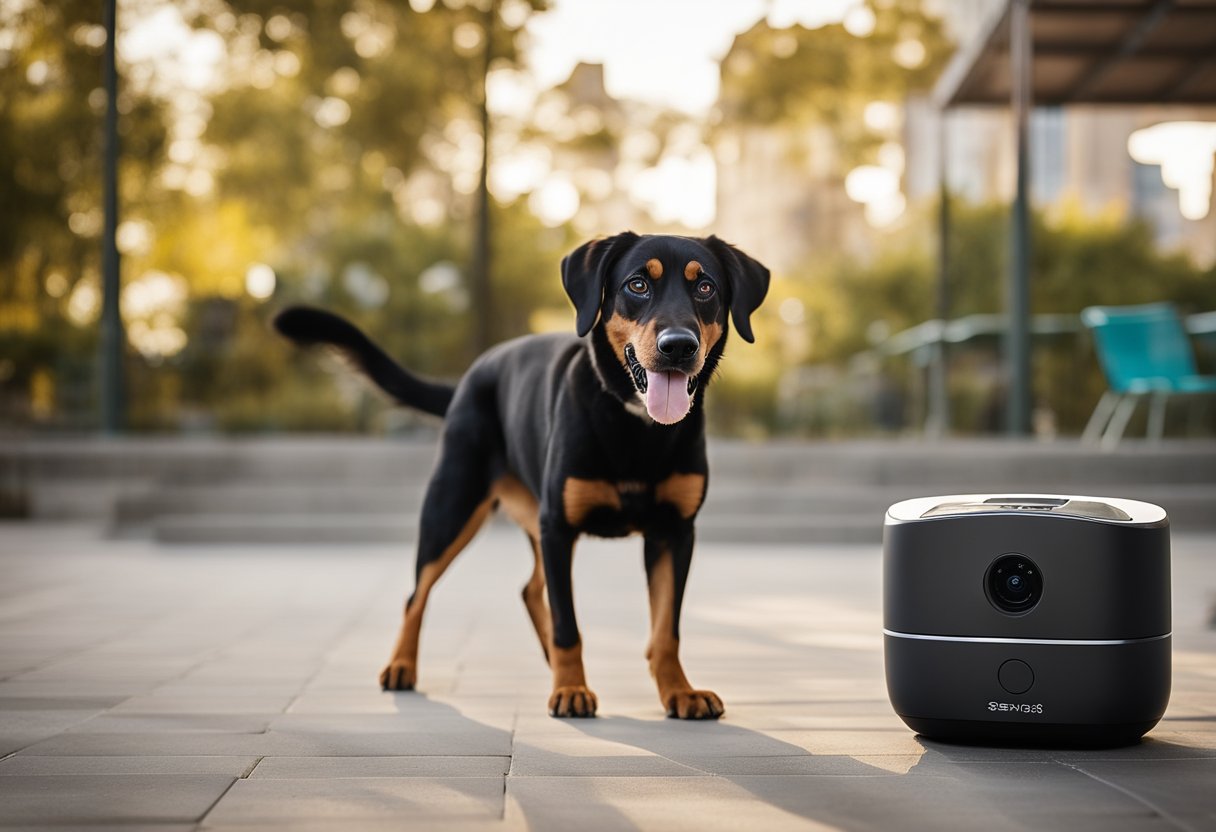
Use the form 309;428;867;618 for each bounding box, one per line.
1081;303;1216;448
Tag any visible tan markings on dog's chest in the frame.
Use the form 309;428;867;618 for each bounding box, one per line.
563;478;623;526
655;473;706;519
563;476;704;526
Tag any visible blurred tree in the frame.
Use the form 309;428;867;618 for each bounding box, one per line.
783;200;1216;434
0;0;169;426
717;2;952;168
800;200;1216;363
0;0;552;431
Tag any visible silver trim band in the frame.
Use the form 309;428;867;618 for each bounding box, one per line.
882;629;1171;647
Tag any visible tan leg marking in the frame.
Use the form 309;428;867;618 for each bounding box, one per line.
647;548;723;719
655;473;706;520
684;260;702;281
548;641;597;717
492;474;550;660
646;258;664;280
563;477;621;527
494;473;539;539
522;533;550;661
380;496;494;690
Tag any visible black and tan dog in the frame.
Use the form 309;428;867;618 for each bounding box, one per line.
274;232;769;719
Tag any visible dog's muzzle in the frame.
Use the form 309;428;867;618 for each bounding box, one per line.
624;344;698;395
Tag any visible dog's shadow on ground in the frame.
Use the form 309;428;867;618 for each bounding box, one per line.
391;693;1216;832
560;714;913;831
560;713;1216;831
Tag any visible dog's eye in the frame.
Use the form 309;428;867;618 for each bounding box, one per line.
626;278;649;296
695;278;716;298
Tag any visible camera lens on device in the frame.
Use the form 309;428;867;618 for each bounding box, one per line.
986;554;1042;614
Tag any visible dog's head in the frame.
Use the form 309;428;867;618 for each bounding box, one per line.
561;233;770;425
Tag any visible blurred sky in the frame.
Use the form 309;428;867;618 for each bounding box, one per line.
120;0;867;113
524;0;864;115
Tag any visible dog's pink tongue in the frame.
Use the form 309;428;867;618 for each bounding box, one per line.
645;370;690;424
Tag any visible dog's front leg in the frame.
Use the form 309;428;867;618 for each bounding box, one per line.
540;522;597;717
644;526;724;719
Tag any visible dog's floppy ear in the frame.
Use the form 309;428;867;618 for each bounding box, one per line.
561;232;640;336
704;236;770;343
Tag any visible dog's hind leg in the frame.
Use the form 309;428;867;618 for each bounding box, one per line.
380;431;496;691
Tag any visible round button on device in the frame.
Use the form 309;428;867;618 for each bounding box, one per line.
998;659;1035;695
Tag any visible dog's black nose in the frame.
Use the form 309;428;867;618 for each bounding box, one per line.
657;329;699;359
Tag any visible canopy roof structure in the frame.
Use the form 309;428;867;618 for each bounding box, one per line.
936;0;1216;107
926;0;1216;437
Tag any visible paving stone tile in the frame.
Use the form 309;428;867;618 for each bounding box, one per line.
205;820;520;832
0;696;128;710
203;777;505;823
266;713;508;735
1144;728;1216;749
249;756;510;778
148;682;307;697
2;522;1215;829
0;755;260;776
66;714;272;734
0;680;157;697
509;738;704;777
673;754;919;776
506;776;835;832
725;771;1180;832
279;694;408;716
764;729;930;757
20;728;512;757
0;733;52;757
110;694;296;715
0;710;105;735
0;774;236;825
1065;758;1216;828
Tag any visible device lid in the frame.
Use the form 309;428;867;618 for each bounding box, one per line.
886;493;1167;526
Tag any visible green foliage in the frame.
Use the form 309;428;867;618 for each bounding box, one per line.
1;0;555;432
0;1;168;334
718;4;952;166
776;200;1216;434
4;0;1213;439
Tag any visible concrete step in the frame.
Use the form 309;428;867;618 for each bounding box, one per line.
149;510;878;546
142;481;1216;545
152;513;421;545
703;483;1216;527
114;484;427;524
10;438;1216;488
695;513;881;544
707;440;1216;486
8;437;1216;543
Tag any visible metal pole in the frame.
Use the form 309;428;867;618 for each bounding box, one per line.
926;108;951;438
1007;0;1033;436
469;0;494;353
100;0;124;433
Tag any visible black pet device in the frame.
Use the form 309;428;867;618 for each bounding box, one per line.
883;494;1171;747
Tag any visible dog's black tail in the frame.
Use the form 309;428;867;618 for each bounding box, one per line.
273;306;455;418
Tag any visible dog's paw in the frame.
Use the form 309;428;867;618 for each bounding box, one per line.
664;689;725;720
379;660;417;691
548;685;598;718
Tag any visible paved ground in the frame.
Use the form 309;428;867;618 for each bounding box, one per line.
0;520;1213;831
